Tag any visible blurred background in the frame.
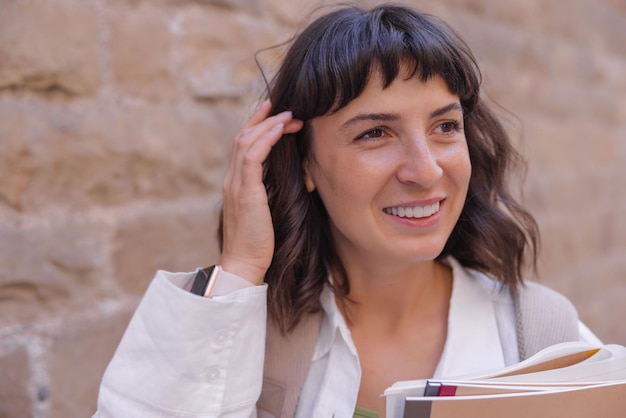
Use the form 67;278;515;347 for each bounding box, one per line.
0;0;624;416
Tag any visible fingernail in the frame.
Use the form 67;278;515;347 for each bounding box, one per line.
271;122;284;132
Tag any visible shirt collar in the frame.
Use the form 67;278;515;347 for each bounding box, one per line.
315;283;357;361
434;257;507;378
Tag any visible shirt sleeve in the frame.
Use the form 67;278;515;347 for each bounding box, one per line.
94;269;267;418
212;268;257;296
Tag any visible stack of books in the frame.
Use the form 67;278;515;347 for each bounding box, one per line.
384;341;626;418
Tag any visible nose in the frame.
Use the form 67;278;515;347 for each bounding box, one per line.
396;135;443;187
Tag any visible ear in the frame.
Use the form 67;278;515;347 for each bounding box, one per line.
303;160;316;192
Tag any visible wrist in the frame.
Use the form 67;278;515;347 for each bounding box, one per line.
220;259;266;286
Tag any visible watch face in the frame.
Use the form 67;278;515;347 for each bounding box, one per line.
190;269;210;296
190;266;220;297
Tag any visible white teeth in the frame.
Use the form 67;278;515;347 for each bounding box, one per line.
384;201;440;219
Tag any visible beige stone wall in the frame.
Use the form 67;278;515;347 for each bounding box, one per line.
0;0;624;416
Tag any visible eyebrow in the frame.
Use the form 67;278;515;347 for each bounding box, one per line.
430;102;463;118
339;102;463;132
339;112;399;132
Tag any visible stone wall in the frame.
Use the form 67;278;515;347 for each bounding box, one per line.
0;0;624;416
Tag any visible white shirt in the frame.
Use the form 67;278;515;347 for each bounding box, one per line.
95;260;600;418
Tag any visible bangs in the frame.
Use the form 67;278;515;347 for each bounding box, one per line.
274;5;481;119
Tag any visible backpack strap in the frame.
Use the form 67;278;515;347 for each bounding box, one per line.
513;281;580;360
257;312;322;418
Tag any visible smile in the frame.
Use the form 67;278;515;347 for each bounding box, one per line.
383;201;440;218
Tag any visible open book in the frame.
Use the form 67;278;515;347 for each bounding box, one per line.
384;341;626;418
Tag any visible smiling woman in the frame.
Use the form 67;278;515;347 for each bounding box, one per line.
257;5;536;337
94;4;601;418
305;74;471;285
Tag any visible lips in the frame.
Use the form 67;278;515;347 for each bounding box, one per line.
383;201;440;218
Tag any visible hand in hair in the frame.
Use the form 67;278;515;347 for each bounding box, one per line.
220;100;303;285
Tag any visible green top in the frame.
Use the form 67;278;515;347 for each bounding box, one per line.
354;406;379;418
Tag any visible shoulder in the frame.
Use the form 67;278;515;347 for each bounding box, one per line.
516;280;578;320
514;280;580;358
447;257;578;325
447;257;581;359
515;280;579;332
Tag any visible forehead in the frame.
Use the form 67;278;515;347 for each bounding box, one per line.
333;73;458;116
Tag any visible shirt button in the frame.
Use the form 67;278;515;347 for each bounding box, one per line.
206;367;221;382
213;330;228;346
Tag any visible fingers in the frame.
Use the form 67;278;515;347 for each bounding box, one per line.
242;99;303;133
243;99;303;135
230;112;288;185
242;116;304;164
229;107;302;188
219;103;303;283
283;119;304;134
243;99;272;129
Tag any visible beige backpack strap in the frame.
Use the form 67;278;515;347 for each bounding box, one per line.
257;312;322;418
514;281;580;360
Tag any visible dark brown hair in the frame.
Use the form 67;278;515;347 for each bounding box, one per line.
221;4;539;332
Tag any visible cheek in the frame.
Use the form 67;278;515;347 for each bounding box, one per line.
462;150;472;187
319;154;386;198
458;154;472;188
442;144;472;187
308;156;373;220
309;158;350;198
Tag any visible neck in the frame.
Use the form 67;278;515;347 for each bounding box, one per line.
336;258;452;330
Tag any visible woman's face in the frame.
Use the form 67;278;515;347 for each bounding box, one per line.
305;72;471;270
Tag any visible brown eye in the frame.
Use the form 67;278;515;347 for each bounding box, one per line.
436;120;462;134
357;127;385;140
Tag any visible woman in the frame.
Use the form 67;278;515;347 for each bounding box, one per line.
95;4;599;418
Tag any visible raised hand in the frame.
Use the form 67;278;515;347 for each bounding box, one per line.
220;100;303;285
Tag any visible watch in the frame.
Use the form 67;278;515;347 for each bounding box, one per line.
190;265;221;297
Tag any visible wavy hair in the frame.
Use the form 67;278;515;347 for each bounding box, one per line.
220;4;539;333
